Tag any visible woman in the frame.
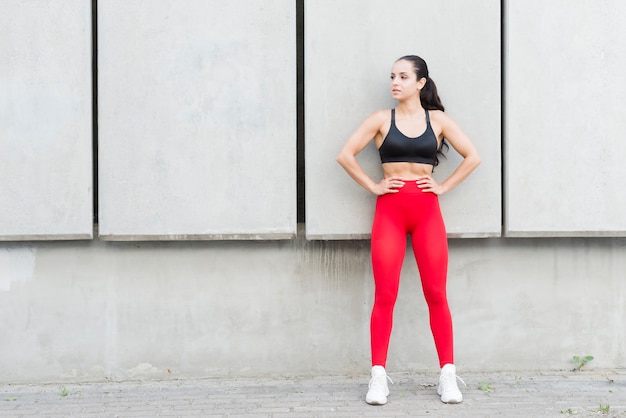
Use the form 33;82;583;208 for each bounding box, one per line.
336;55;480;405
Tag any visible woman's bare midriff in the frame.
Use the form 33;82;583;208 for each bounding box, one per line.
382;162;434;180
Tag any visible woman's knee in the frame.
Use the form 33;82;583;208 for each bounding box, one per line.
374;287;399;308
423;285;448;307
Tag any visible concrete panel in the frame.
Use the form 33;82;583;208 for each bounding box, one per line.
505;1;626;236
98;0;296;240
305;0;501;239
0;0;93;240
1;237;625;384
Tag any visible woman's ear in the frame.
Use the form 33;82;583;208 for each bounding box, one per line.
417;77;427;90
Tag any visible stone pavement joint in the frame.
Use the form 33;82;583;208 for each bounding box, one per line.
0;370;625;417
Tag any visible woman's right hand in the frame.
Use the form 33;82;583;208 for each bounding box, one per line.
371;177;405;195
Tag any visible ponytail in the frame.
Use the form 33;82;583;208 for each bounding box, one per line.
421;76;448;166
420;76;444;112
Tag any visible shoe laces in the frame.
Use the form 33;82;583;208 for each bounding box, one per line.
369;373;393;390
440;370;466;389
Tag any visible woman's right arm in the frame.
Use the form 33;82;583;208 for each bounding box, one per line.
336;110;398;195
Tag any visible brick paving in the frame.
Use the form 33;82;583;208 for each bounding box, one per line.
0;370;625;417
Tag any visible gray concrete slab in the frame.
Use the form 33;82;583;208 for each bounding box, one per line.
98;0;297;240
505;0;626;237
0;370;624;417
305;0;501;240
0;0;93;240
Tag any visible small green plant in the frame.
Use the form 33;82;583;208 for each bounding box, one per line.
4;397;17;401
478;382;494;392
572;355;594;371
560;408;576;415
60;386;68;397
598;403;610;414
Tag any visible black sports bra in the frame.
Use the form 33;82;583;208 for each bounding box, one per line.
378;108;438;165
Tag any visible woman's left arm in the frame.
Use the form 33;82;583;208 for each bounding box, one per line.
417;111;481;195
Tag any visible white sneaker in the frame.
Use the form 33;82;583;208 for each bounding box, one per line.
437;364;465;404
365;366;392;405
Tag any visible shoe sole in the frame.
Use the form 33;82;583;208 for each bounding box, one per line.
441;398;462;404
366;394;388;405
366;397;387;405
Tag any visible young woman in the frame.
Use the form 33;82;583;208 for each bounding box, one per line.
336;55;480;405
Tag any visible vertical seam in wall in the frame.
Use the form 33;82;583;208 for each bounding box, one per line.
92;0;99;225
296;0;305;226
500;0;506;237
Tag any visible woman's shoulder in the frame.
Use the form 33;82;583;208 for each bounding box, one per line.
427;109;446;119
361;108;392;126
370;108;393;123
428;109;455;125
370;108;393;118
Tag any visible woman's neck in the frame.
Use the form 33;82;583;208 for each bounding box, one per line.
396;101;424;118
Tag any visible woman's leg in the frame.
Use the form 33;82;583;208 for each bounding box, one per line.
370;197;407;367
410;199;453;368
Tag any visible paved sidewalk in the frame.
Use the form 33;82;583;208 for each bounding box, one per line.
1;370;625;417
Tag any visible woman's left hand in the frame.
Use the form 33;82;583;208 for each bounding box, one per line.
416;175;446;195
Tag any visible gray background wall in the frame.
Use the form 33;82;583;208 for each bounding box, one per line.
0;0;625;384
0;0;92;240
305;0;502;239
98;0;297;240
2;237;625;384
505;0;626;236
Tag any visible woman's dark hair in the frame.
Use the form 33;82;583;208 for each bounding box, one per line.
397;55;449;166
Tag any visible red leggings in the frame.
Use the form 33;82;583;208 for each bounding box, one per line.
370;181;453;368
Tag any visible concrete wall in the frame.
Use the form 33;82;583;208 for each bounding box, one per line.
1;0;626;385
0;0;93;240
505;0;626;236
305;0;501;239
98;0;296;239
1;237;625;384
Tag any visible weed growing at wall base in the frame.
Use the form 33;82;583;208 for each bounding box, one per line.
572;355;594;371
478;382;494;393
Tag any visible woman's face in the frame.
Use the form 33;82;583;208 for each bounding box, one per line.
390;60;424;101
